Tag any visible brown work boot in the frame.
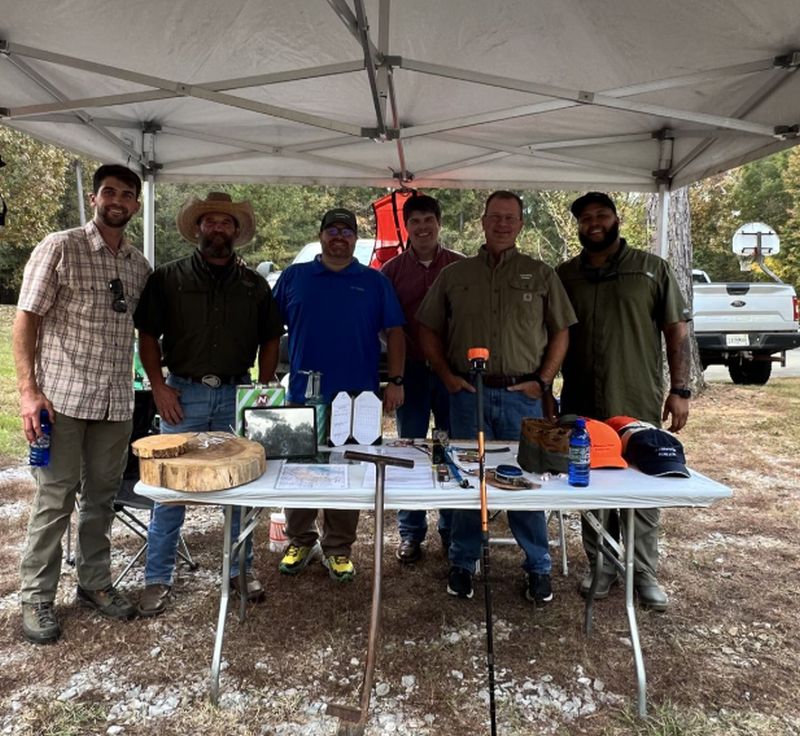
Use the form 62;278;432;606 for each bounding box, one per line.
138;584;171;617
76;585;136;619
22;601;61;644
230;571;266;602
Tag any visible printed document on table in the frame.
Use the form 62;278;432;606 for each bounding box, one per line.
276;463;349;490
362;462;436;490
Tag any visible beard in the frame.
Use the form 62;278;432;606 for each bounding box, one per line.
96;204;134;229
199;232;235;260
579;221;619;253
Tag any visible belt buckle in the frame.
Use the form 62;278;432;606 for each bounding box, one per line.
201;374;222;388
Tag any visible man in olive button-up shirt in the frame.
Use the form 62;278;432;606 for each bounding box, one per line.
418;191;576;604
557;191;691;612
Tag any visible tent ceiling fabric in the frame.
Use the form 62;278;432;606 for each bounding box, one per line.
1;0;799;191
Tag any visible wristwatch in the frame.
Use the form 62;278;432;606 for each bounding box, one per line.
387;375;404;386
669;386;692;399
530;372;552;394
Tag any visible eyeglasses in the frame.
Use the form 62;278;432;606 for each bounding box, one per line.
324;226;355;238
109;278;128;313
484;214;521;224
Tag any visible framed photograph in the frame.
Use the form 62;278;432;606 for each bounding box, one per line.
243;406;317;460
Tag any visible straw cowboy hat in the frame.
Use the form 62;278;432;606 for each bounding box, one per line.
176;192;256;247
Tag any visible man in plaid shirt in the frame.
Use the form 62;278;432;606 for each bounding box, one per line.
13;164;152;644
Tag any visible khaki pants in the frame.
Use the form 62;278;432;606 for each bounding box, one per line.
285;508;360;557
19;412;132;603
581;507;661;579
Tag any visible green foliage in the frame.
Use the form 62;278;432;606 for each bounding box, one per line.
689;171;742;281
0;305;27;465
0;128;72;298
690;151;799;288
54;155;101;231
776;147;800;290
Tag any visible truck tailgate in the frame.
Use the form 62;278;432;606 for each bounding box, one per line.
693;283;799;333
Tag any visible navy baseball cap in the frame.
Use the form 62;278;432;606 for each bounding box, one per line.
624;428;690;478
570;192;617;218
320;208;358;233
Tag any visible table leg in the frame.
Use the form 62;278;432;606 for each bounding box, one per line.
210;505;233;705
624;508;647;717
237;506;247;622
583;509;608;636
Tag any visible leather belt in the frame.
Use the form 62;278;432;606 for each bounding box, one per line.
459;372;535;389
175;374;247;388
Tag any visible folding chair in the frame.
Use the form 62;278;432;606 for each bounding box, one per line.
113;478;197;586
112;390;197;586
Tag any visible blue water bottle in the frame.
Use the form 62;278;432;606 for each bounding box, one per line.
29;409;52;467
568;418;591;487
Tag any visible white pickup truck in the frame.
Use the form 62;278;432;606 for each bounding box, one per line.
692;269;800;384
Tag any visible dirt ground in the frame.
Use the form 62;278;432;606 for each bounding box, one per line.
1;380;799;736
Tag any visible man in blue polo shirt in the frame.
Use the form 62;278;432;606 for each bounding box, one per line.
273;208;405;582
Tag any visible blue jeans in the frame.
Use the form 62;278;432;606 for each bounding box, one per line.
448;387;551;575
145;375;253;585
396;359;452;544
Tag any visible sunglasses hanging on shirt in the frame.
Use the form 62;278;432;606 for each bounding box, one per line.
108;278;128;313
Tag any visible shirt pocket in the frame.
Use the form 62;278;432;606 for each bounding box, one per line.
447;281;484;320
62;274;108;325
176;284;210;335
508;277;545;323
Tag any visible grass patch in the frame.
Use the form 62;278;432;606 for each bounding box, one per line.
0;305;25;465
610;700;798;736
15;699;108;736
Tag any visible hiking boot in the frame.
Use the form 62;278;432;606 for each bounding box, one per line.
138;584;171;617
230;571;266;602
323;555;356;582
635;574;668;612
579;569;619;599
76;585;136;619
395;539;422;564
446;566;474;599
279;542;322;575
526;572;554;605
21;602;61;644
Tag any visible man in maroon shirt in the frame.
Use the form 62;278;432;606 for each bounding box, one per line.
381;194;464;563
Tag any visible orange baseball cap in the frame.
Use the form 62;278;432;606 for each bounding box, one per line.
583;418;628;469
606;415;657;450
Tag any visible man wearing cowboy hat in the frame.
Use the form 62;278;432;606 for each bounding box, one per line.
134;192;284;616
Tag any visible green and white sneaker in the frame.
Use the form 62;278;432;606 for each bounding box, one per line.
323;555;356;582
278;542;322;575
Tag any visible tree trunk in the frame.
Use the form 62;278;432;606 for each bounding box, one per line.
646;187;707;394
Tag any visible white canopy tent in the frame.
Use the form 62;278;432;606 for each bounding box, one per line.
1;0;799;261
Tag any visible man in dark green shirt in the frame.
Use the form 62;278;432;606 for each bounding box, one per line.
134;192;284;616
557;192;692;611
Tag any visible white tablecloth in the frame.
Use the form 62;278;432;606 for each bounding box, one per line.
136;443;732;511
